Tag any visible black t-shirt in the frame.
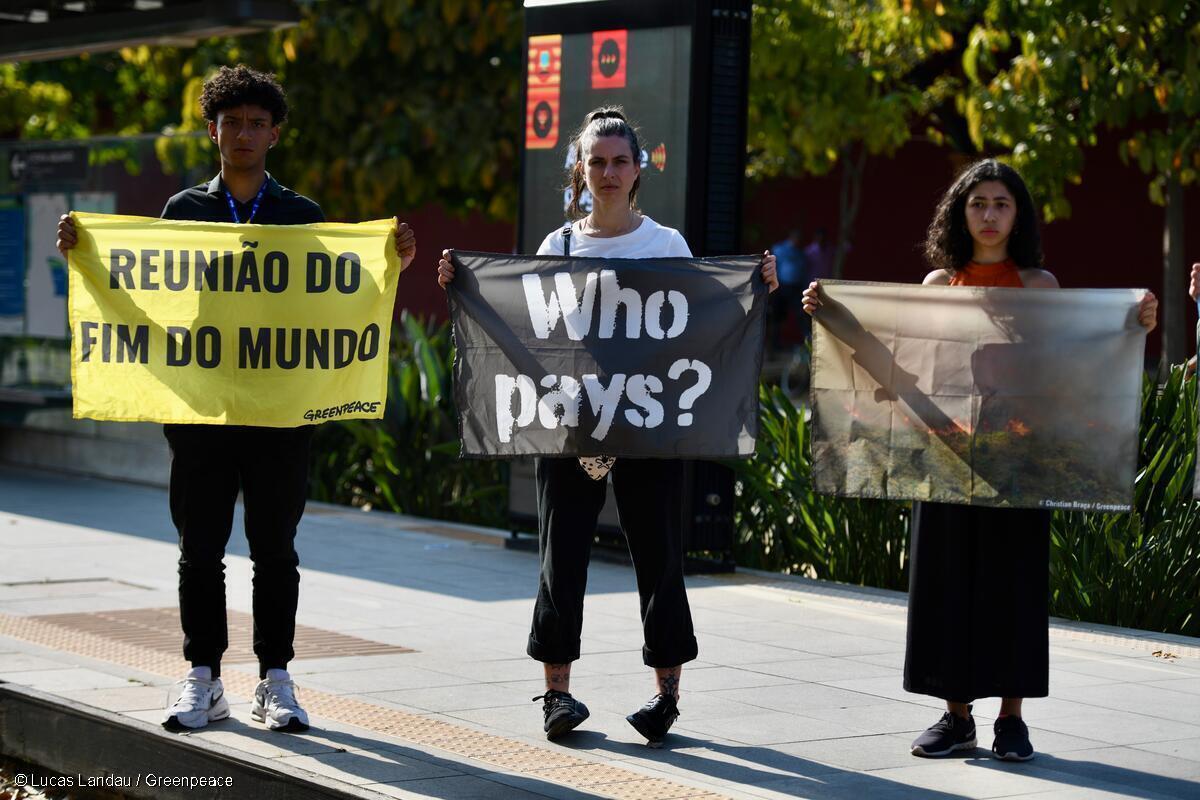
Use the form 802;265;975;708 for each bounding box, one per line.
160;173;324;225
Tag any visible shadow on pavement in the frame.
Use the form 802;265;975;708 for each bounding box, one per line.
562;731;972;800
178;714;604;800
965;753;1200;799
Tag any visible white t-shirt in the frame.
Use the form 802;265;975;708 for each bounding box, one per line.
537;215;692;259
535;215;691;479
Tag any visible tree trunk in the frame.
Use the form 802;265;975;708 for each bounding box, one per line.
834;144;867;279
1162;173;1186;365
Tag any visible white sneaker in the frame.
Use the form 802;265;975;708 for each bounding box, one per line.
251;677;310;732
162;675;230;731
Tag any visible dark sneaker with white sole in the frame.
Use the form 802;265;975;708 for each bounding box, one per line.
992;715;1035;761
911;708;977;757
534;690;589;740
626;693;679;748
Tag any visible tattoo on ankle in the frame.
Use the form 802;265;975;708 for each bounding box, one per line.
546;664;570;691
658;670;680;699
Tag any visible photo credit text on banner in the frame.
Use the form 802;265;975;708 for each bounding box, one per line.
448;251;767;458
68;212;402;427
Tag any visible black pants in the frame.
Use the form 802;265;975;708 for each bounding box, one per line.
165;423;313;679
527;457;699;668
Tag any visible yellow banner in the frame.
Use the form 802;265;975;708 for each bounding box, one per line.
68;212;401;427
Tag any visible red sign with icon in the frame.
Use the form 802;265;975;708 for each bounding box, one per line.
526;35;562;149
591;29;627;90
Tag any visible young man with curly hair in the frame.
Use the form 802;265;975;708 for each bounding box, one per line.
57;64;417;733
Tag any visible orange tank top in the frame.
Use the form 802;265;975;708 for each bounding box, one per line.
948;259;1024;288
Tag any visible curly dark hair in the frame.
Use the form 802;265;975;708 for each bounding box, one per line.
924;158;1043;273
564;106;642;220
199;64;288;125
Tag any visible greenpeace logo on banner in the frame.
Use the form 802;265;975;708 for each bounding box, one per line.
304;400;383;422
447;252;767;459
67;212;403;428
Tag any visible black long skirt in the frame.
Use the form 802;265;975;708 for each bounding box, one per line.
903;501;1051;702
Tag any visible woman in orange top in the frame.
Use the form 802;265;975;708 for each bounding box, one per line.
803;159;1157;762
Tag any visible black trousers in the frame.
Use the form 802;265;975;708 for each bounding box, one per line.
527;457;699;668
164;423;313;678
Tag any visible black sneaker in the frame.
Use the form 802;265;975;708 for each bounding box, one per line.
626;693;679;748
992;715;1035;761
911;708;977;757
533;690;589;740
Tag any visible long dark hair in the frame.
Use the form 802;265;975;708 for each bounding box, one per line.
564;107;642;220
924;158;1043;273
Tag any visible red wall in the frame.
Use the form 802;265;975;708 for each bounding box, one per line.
396;136;1200;358
742;136;1200;360
391;206;515;323
99;158;518;327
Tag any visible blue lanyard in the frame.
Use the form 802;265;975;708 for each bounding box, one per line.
224;180;267;224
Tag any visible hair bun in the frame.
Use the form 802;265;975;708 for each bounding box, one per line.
589;108;626;123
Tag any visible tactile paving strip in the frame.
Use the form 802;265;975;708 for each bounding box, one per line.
0;611;725;800
30;607;411;663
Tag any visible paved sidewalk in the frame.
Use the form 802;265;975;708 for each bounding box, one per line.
0;465;1198;799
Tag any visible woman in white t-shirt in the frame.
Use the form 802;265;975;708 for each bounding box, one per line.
439;107;777;747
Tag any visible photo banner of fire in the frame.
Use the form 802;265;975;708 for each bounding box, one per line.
67;212;402;427
447;251;767;458
811;280;1147;511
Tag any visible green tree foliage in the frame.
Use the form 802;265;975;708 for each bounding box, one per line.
2;0;523;222
747;0;971;274
748;0;957;178
961;0;1200;361
962;0;1200;219
264;0;523;221
7;48;207;138
0;64;80;140
749;1;1200;359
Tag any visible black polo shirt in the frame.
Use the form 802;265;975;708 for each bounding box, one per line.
158;172;324;436
160;173;324;225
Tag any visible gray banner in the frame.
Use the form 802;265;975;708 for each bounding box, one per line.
811;280;1146;510
448;251;766;458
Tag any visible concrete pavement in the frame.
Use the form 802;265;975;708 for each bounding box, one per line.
0;465;1197;799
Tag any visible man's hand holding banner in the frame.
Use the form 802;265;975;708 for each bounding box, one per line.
68;212;402;427
448;252;767;457
811;280;1147;510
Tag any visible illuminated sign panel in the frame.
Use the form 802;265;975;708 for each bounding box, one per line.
525;35;563;150
521;26;691;251
591;30;627;89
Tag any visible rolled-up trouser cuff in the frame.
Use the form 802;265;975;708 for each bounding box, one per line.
642;637;699;669
527;635;580;665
